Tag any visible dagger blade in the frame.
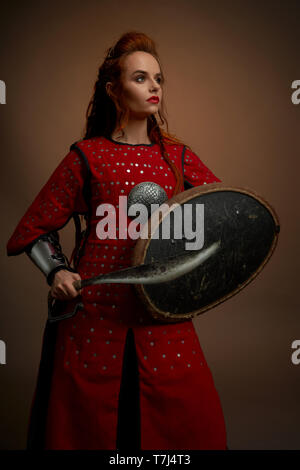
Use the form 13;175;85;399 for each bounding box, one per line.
73;241;220;291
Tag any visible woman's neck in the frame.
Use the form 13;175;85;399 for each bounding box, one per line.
111;117;152;145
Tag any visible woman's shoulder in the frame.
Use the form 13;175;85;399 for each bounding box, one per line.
70;136;108;150
163;139;194;157
164;139;213;171
162;134;192;152
67;136;113;163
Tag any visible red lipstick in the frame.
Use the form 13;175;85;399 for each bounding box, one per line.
147;96;159;103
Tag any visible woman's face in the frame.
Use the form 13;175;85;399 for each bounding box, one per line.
109;51;163;119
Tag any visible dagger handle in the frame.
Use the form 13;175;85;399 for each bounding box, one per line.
73;279;82;291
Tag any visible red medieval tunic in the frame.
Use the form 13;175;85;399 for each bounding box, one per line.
6;136;227;450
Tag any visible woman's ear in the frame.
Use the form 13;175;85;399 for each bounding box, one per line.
106;82;112;97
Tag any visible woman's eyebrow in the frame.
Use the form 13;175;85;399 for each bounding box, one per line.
131;70;162;77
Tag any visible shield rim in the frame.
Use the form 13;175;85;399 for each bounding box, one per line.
131;183;280;323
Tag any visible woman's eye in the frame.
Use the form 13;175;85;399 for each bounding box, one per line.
135;76;162;84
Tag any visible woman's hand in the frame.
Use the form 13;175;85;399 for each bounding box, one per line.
50;269;82;301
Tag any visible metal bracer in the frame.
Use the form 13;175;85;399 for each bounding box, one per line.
25;232;75;285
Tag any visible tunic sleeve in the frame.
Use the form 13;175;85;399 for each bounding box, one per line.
183;146;221;187
6;149;89;257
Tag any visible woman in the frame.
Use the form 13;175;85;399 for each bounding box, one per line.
7;31;227;450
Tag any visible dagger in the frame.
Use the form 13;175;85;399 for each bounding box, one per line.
48;241;220;323
73;241;220;290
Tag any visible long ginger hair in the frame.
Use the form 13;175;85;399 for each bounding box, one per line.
84;31;188;195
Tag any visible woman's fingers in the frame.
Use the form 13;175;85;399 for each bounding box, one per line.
72;273;83;295
51;270;83;300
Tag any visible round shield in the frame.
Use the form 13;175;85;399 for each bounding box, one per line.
131;183;280;323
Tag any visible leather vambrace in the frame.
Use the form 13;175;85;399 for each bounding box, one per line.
25;232;76;286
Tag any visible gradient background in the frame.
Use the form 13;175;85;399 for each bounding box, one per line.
0;0;299;450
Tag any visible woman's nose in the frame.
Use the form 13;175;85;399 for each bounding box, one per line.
149;80;159;92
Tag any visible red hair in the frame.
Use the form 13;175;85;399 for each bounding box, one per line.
84;31;188;194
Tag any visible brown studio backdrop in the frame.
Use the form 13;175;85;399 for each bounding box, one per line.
0;0;299;449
